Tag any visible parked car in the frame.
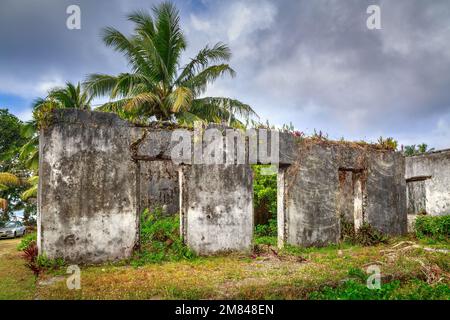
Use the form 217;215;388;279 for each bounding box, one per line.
0;221;26;239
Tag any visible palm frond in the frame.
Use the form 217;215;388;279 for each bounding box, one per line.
21;186;38;201
124;92;161;114
84;74;120;98
96;98;130;113
102;27;152;76
182;64;235;96
21;176;39;201
167;86;193;113
19;137;38;161
0;173;20;187
176;42;231;84
153;2;186;82
25;149;39;171
189;97;258;125
21;121;37;139
175;111;205;126
128;10;156;36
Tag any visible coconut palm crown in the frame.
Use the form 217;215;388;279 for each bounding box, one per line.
84;2;256;126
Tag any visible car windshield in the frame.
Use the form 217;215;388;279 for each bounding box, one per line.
4;222;16;228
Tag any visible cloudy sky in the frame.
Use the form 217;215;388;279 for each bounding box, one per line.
1;0;449;149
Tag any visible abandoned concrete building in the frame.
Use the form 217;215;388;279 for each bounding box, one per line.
36;109;446;263
405;149;450;231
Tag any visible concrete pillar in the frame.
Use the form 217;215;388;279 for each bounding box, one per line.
38;110;140;263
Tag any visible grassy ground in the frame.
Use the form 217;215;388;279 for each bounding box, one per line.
1;236;449;300
35;237;449;300
0;238;36;299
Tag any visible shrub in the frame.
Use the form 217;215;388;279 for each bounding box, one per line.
340;217;388;246
415;215;450;241
35;254;65;270
377;136;398;151
133;208;195;266
340;216;356;242
19;233;65;275
252;165;277;238
17;232;37;251
353;223;388;246
254;218;277;237
22;241;40;276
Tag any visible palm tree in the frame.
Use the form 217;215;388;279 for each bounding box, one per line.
47;82;92;110
84;2;256;126
417;143;434;154
404;143;435;156
17;82;92;203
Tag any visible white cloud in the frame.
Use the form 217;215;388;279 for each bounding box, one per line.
1;0;450;151
13;107;33;122
0;74;65;99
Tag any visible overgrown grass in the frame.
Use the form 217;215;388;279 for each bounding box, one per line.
254;235;277;246
32;236;450;299
309;276;449;300
131;208;195;266
310;279;449;300
0;239;36;299
415;215;450;242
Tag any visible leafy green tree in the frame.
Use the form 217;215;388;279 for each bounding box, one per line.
0;110;31;222
253;165;277;236
0;109;26;171
85;2;256;126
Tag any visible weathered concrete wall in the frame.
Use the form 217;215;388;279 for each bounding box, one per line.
278;141;406;247
139;160;179;215
405;149;450;216
38;110;142;263
39;109;412;261
180;164;253;255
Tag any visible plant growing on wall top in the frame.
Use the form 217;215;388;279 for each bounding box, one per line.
403;143;435;156
84;1;257;127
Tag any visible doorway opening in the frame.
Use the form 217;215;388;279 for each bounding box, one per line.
252;164;278;246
